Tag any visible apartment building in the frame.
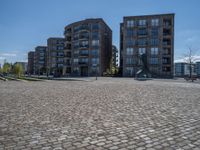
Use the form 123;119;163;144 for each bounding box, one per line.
195;62;200;77
27;51;35;74
63;18;112;76
34;46;47;75
120;14;174;78
112;45;119;67
47;38;65;76
174;62;196;77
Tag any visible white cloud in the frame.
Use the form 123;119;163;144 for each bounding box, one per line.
0;56;5;60
175;55;200;63
1;53;17;57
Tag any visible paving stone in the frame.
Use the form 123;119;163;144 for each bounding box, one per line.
1;78;200;149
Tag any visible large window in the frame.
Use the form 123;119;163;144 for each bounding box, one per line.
126;29;135;37
151;28;159;37
73;58;78;64
138;28;147;36
91;49;99;57
80;41;89;47
139;48;146;55
138;20;147;26
79;58;88;63
126;39;135;47
92;58;99;64
92;23;100;30
150;58;158;64
74;50;79;55
92;32;99;39
151;19;159;26
92;40;99;46
150;38;159;46
127;20;135;27
151;47;159;55
80;50;89;55
126;48;134;55
125;67;134;76
138;39;147;46
126;58;134;65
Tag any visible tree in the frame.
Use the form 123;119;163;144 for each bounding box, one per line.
13;63;24;78
183;47;199;80
3;62;11;74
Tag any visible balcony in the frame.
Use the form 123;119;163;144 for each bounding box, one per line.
79;45;89;49
163;38;171;46
163;19;172;28
64;28;72;35
163;28;171;36
79;34;89;40
65;52;71;58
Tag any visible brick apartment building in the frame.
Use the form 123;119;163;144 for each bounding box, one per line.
34;46;47;75
27;51;35;74
120;14;174;78
47;38;65;76
63;18;112;76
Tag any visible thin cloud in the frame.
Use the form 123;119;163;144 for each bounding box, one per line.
175;55;200;63
1;53;17;57
0;56;5;60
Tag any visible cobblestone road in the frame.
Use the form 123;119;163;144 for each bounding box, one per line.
0;78;200;150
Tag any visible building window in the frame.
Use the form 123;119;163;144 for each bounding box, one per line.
57;46;64;50
125;67;134;76
151;19;159;26
74;50;79;55
126;48;134;55
79;58;88;64
92;32;99;39
73;67;79;73
92;23;100;30
91;49;99;57
58;58;64;63
151;47;159;55
150;58;158;64
80;50;89;55
137;39;147;46
150;38;159;46
126;39;135;47
138;28;147;36
126;58;134;65
73;58;78;63
80;40;89;47
139;48;146;55
138;20;147;26
151;28;159;37
127;20;135;27
91;66;99;74
92;40;99;46
126;29;135;37
58;64;63;67
92;58;99;64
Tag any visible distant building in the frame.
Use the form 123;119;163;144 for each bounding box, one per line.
174;62;196;77
47;38;65;77
196;62;200;77
112;45;119;67
64;18;112;76
28;51;35;74
34;46;47;75
120;14;174;78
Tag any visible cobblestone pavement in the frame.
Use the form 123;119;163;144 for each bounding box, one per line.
1;78;200;150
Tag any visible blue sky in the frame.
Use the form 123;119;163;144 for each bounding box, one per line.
0;0;200;65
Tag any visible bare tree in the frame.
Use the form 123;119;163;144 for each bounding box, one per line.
183;47;198;80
